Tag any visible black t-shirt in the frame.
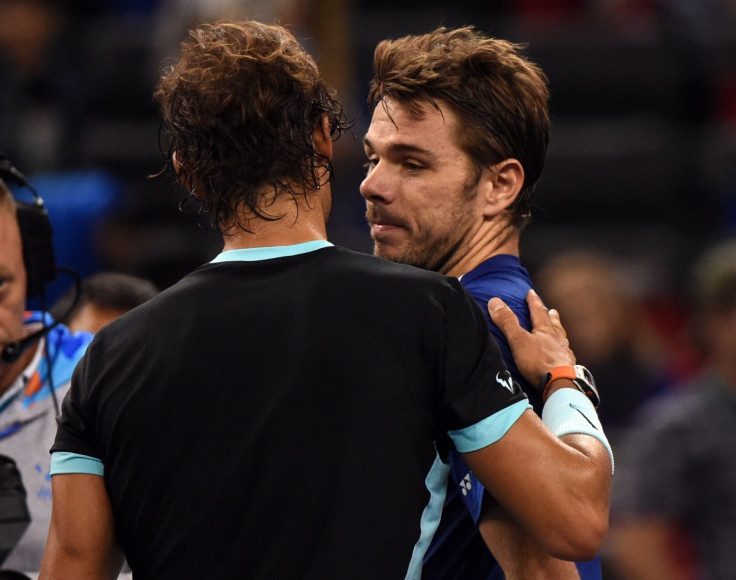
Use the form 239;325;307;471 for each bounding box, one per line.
53;246;527;579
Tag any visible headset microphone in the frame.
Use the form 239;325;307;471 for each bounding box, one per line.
0;267;81;364
1;331;50;364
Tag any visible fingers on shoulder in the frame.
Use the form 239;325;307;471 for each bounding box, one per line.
488;297;519;330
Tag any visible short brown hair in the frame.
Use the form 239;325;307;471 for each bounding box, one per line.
369;26;550;228
155;20;348;232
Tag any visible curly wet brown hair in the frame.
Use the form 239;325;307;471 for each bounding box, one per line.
369;26;550;229
155;20;348;232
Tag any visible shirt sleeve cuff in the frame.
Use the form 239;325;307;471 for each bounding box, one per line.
50;451;104;476
448;399;530;452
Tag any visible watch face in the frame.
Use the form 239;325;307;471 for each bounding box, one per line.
573;365;599;407
575;365;596;387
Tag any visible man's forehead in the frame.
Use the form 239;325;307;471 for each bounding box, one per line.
381;94;448;114
363;135;436;161
374;97;451;125
365;99;456;149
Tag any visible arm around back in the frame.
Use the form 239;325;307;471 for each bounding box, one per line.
464;291;612;561
463;410;611;561
479;502;582;579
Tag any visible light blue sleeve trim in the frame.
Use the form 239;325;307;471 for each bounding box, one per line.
542;388;614;474
211;240;333;263
50;451;104;476
448;399;530;452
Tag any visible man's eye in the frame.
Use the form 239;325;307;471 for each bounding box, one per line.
363;159;377;172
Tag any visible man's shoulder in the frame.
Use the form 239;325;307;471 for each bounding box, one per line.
460;257;534;330
461;255;533;304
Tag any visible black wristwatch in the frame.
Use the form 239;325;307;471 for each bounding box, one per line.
540;365;600;408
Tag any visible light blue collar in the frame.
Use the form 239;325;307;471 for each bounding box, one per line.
211;240;333;263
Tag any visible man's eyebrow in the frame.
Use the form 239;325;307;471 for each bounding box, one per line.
363;136;436;159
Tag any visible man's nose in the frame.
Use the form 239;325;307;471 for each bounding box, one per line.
360;162;394;204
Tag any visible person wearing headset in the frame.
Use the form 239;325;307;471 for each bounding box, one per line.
0;174;93;572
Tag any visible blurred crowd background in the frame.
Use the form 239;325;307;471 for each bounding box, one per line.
2;0;736;577
1;0;735;293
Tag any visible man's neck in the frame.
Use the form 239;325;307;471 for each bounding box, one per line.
221;188;330;252
443;217;520;278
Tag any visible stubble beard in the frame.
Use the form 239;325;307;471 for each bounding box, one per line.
374;206;475;274
374;235;457;273
372;175;479;273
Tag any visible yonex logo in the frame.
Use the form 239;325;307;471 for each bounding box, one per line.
496;370;514;393
459;473;472;496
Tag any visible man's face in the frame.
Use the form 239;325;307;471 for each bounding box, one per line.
0;207;27;351
360;98;481;273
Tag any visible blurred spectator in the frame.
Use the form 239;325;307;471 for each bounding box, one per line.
0;0;98;171
50;271;158;333
607;237;736;580
534;248;671;442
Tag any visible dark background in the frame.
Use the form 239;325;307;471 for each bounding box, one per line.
1;0;734;307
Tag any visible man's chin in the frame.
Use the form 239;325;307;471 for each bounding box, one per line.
374;244;420;268
374;243;403;263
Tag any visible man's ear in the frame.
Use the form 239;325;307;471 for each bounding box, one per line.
478;159;524;217
172;151;195;192
172;151;182;175
313;114;333;160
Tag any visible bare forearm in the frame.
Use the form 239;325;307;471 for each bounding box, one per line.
537;432;611;556
463;410;611;561
480;502;581;580
40;474;124;580
39;546;123;580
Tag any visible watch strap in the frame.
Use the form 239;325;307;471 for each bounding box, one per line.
541;365;600;408
540;366;577;402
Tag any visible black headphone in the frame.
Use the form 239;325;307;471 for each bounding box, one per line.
0;156;57;297
0;156;59;363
